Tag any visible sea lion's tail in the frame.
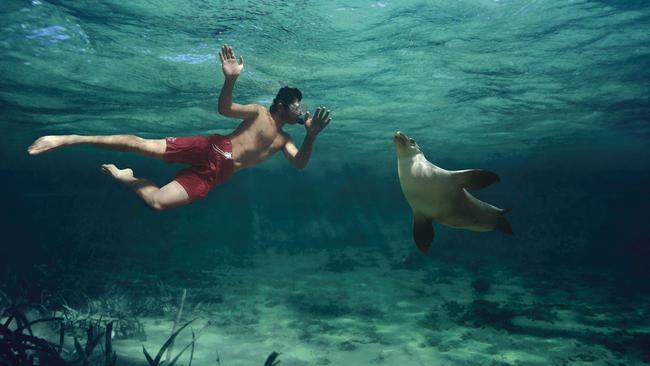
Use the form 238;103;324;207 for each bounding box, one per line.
495;208;513;235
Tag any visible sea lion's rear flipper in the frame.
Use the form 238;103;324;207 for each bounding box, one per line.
452;169;500;189
495;208;513;235
413;213;434;253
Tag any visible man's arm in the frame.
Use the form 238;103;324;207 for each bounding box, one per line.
282;107;332;170
217;44;260;119
283;134;317;170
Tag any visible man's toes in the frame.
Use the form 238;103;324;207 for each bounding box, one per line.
101;165;133;181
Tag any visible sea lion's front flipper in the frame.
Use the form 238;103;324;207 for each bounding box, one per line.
452;169;500;190
412;213;434;253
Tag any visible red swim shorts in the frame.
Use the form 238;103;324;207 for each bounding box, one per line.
163;134;234;201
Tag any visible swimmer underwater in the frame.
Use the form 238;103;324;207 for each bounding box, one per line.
28;44;332;211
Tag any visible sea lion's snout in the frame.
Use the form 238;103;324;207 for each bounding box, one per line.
394;130;407;146
394;131;421;159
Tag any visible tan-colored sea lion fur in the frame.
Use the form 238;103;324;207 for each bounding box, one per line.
394;131;512;253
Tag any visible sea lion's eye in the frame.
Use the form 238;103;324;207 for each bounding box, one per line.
409;138;415;144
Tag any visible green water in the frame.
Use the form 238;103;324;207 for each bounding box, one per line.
2;0;650;365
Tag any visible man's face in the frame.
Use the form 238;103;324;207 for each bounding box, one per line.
286;99;307;124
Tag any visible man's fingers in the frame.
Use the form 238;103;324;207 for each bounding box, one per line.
220;44;245;64
310;107;332;128
318;108;330;122
304;111;310;121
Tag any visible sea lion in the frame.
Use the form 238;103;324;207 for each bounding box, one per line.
394;131;512;253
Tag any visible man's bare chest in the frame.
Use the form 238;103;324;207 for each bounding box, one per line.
234;118;283;151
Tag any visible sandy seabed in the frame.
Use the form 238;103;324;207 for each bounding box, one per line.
98;249;649;366
8;248;649;366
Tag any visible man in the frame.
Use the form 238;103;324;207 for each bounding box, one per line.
27;44;332;211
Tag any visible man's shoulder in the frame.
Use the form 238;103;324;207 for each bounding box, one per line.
242;104;268;120
253;104;266;110
242;104;266;112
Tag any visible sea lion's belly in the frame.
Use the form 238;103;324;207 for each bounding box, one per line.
398;159;496;230
399;173;461;218
402;178;493;231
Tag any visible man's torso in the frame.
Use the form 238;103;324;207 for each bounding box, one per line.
225;105;288;171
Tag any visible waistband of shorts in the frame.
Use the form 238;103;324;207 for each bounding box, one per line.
209;134;231;151
209;134;233;161
207;134;234;183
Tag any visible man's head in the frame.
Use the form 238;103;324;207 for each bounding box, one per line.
270;86;305;124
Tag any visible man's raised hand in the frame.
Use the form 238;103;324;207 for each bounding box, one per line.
305;107;332;138
219;44;244;77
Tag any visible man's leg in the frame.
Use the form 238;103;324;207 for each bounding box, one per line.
101;164;190;211
28;135;166;159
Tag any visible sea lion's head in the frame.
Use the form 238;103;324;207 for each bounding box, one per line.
394;131;422;158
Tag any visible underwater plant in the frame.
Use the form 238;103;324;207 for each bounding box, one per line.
142;319;195;366
0;304;66;365
1;301;281;366
71;321;107;366
264;351;280;366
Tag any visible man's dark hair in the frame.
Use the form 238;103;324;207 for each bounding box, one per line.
270;86;302;113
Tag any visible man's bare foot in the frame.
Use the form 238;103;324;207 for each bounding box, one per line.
101;164;135;184
28;135;73;155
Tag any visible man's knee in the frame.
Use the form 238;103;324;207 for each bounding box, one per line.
144;181;190;211
150;195;179;211
135;137;166;157
144;194;168;212
125;135;146;149
148;193;185;212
